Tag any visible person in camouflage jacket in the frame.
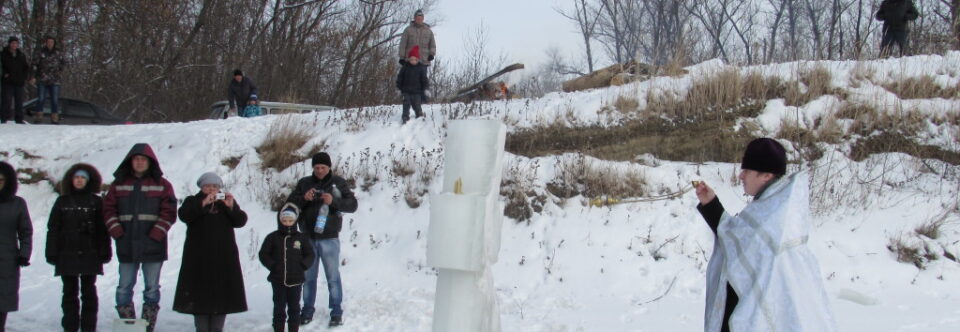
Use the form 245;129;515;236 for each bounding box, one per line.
31;36;66;123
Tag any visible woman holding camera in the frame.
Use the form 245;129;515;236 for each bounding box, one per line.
173;172;248;332
45;163;111;332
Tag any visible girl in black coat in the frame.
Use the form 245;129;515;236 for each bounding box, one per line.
0;161;32;331
174;172;248;332
260;203;314;332
45;163;110;332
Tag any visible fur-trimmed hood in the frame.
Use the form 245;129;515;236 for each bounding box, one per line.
0;161;17;201
60;163;103;195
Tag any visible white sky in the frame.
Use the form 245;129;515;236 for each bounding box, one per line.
429;0;585;72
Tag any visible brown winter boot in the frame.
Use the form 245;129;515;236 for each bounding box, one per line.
141;304;159;332
50;113;60;124
32;111;43;123
116;304;136;319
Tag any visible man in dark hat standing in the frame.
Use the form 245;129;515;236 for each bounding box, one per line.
693;138;837;332
227;69;259;119
285;152;358;327
398;9;436;66
0;36;32;124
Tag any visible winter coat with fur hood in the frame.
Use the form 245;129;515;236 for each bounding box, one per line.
45;163;111;276
0;161;33;312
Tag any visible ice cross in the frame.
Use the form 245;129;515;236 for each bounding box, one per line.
427;120;506;332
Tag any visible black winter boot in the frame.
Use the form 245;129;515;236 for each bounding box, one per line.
141;304;159;332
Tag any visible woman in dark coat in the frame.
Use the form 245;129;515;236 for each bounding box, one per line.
174;172;248;332
46;163;111;332
0;161;33;331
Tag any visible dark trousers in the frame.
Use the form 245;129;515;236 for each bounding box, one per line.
0;311;7;332
401;92;424;123
194;314;226;332
272;283;302;325
0;83;25;123
880;27;908;57
62;275;98;332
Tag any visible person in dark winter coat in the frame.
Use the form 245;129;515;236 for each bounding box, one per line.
103;143;177;332
285;152;358;327
174;172;249;332
31;36;66;124
0;161;33;331
398;9;436;66
396;45;429;124
259;203;315;332
876;0;919;57
46;163;111;332
227;69;259;119
0;36;32;124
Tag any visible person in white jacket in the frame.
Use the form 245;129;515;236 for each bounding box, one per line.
694;138;837;332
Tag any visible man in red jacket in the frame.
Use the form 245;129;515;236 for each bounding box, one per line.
103;143;177;332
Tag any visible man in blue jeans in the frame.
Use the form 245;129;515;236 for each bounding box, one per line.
285;152;358;327
103;144;177;332
31;35;65;124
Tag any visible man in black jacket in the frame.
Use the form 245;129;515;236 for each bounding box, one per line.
876;0;919;57
285;152;358;327
0;36;32;124
227;69;258;119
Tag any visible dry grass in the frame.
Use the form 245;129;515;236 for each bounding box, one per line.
613;95;639;113
887;235;937;269
883;75;960;100
257;115;314;171
17;168;49;184
785;65;842;106
221;156;242;170
545;154;648;201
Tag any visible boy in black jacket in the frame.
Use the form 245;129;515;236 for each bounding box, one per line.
259;203;315;332
396;45;429;124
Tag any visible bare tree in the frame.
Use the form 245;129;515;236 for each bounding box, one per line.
555;0;602;72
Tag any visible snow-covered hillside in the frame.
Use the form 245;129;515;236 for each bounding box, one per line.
2;53;960;332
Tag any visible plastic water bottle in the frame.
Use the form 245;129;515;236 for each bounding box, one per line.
315;204;329;234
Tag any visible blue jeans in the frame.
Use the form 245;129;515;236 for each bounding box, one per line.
116;262;163;307
36;83;60;114
301;238;343;318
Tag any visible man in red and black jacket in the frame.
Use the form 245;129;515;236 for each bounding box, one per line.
103;143;176;332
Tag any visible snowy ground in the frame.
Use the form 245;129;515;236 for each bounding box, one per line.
2;54;960;331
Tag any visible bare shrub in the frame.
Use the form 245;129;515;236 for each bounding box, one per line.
883;75;959;100
257;115;314;171
501;159;545;222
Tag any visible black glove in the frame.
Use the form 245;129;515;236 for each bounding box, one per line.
428;55;434;61
399;58;406;65
18;257;30;267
